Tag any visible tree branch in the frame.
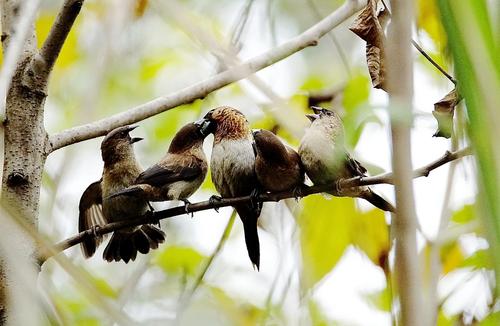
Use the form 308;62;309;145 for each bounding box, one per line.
386;0;425;323
48;0;367;152
22;0;84;92
41;147;471;263
39;0;84;71
410;40;456;85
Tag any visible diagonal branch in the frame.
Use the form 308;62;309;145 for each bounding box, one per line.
40;0;84;70
42;147;472;263
23;0;84;92
48;0;367;152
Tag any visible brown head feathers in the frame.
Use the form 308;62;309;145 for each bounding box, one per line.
202;106;250;141
168;122;207;154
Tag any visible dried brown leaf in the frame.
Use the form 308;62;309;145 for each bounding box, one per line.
432;88;462;138
350;0;385;47
350;0;390;91
366;44;386;90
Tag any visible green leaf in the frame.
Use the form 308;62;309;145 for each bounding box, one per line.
417;0;447;50
481;311;500;325
341;73;381;148
299;196;389;288
153;245;206;276
441;242;464;274
308;300;330;326
342;74;370;113
461;249;493;270
437;310;458;326
350;208;389;266
92;277;118;299
451;204;475;224
365;287;391;312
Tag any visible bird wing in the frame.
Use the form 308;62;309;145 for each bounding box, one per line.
345;153;367;177
135;161;202;187
78;180;107;258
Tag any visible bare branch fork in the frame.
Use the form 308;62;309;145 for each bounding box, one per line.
22;0;84;94
47;0;367;152
44;147;471;262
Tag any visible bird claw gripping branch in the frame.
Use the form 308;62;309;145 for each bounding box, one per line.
182;199;193;217
209;195;223;212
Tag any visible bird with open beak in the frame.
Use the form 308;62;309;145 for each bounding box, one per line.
298;107;395;212
253;129;305;193
198;106;262;269
79;125;165;263
107;122;208;209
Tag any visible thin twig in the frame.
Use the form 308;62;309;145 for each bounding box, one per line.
411;40;456;84
48;0;366;152
381;0;456;85
42;147;472;262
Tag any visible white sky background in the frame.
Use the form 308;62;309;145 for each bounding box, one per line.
38;0;484;325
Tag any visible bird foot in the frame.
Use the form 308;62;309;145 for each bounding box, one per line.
334;180;343;195
182;199;193;217
90;225;101;238
209;195;223;212
250;189;261;209
292;185;309;201
145;210;160;228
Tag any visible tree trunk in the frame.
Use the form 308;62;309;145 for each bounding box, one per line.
0;0;48;323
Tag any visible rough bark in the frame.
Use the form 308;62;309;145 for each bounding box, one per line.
0;1;47;324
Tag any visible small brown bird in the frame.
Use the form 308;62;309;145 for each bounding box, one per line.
198;106;262;269
298;107;395;212
79;125;165;263
108;122;208;206
253;129;304;193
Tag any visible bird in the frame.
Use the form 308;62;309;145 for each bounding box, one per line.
107;122;208;210
298;106;395;212
78;125;166;263
252;129;305;193
197;106;262;269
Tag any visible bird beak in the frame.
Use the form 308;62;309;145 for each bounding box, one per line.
306;113;320;122
125;125;139;132
130;137;143;143
310;106;323;115
195;118;215;136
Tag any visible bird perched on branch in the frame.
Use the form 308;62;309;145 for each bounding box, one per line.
253;129;305;193
198;106;262;269
298;107;395;212
107;122;208;210
79;125;165;263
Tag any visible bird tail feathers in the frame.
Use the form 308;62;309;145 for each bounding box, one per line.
236;204;261;270
360;189;395;213
102;225;166;263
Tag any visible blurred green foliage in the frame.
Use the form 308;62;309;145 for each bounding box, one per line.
154;245;206;276
299;195;388;288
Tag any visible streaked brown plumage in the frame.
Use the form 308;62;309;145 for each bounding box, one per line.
79;125;165;263
253;129;304;193
198;106;262;269
298;107;395;212
108;123;208;204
